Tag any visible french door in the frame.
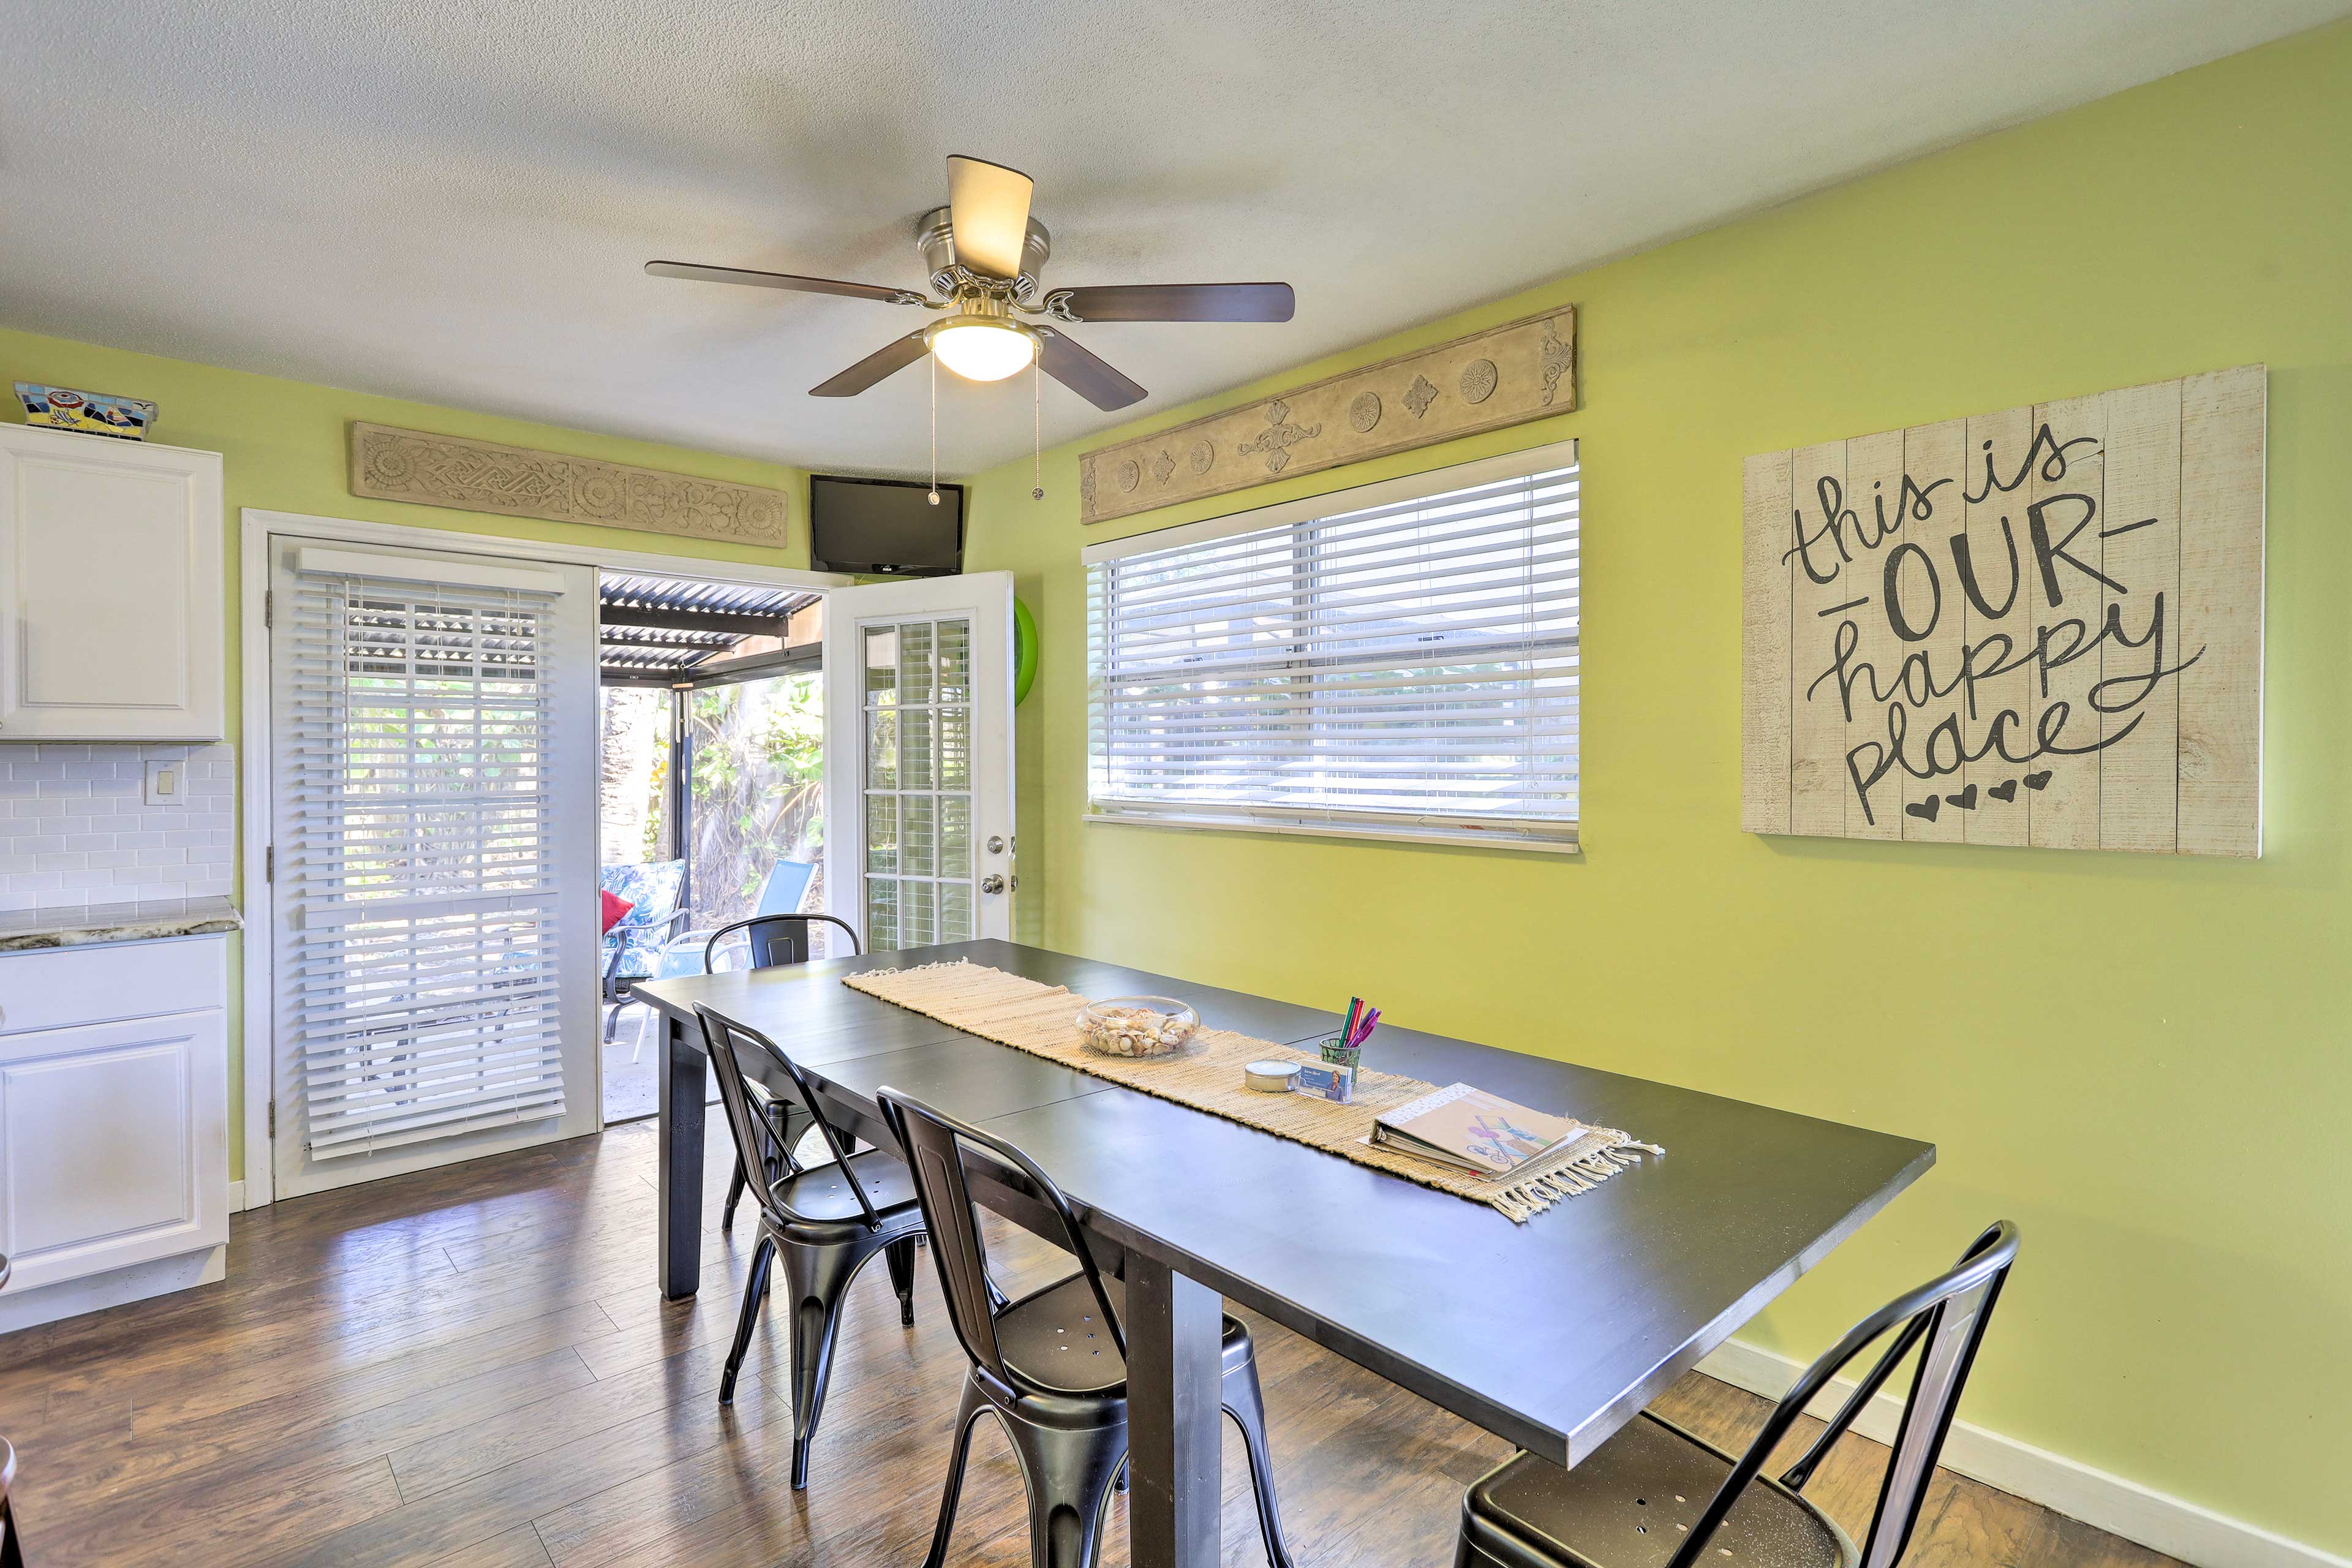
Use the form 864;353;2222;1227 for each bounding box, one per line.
268;536;600;1198
822;573;1016;949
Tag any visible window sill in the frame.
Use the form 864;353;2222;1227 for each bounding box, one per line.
1082;810;1579;857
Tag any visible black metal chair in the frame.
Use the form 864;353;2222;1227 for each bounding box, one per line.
1455;1221;2021;1568
875;1087;1297;1568
703;912;864;1232
1;1251;17;1568
1;1431;20;1568
695;1002;925;1490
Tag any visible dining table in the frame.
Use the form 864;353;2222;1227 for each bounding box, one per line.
633;939;1934;1568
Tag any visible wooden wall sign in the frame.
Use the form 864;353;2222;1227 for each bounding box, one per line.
1741;366;2264;856
349;422;791;549
1077;306;1576;525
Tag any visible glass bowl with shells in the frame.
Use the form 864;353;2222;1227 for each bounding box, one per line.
1074;997;1200;1059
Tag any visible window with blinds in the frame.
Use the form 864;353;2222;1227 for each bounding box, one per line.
1085;442;1579;850
280;562;570;1159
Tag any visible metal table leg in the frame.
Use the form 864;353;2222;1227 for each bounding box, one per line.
655;1011;706;1298
1125;1253;1224;1568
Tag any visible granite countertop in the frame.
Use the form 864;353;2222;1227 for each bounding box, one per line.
0;895;243;952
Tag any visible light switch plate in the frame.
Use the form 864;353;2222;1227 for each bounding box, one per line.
143;758;183;807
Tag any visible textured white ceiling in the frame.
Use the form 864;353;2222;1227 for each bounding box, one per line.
4;0;2340;477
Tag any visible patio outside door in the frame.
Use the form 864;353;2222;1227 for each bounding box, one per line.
268;535;601;1199
822;573;1016;949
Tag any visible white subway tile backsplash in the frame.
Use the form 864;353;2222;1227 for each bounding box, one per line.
0;743;232;904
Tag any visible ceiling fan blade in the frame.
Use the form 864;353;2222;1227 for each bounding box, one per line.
810;331;932;397
1045;282;1295;323
646;260;920;305
1036;327;1147;411
944;154;1035;279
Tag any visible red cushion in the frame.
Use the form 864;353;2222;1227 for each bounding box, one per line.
600;889;635;935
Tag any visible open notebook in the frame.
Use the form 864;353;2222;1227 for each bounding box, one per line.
1370;1083;1595;1182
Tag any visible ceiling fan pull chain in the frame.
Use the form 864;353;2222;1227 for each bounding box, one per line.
1033;356;1044;500
929;351;941;505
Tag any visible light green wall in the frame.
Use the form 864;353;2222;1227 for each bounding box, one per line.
967;23;2352;1555
0;326;814;1185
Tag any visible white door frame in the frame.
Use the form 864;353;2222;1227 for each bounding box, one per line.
238;507;850;1208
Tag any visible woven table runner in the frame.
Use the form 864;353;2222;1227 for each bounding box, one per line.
842;961;1660;1223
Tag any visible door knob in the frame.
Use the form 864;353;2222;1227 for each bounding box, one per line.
986;835;1006;854
979;874;1006;894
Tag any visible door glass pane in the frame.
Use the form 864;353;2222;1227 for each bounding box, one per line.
865;793;897;872
900;706;934;790
937;619;971;703
864;612;978;951
902;793;936;877
940;795;971;878
899;620;933;705
938;705;970;790
865;627;897;703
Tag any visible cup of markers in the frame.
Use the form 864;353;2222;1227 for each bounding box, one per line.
1298;998;1379;1104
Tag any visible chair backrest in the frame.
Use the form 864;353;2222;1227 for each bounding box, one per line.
874;1088;1125;1393
693;1004;883;1231
1;1431;18;1568
600;859;686;925
704;912;861;973
753;860;818;918
1670;1221;2019;1568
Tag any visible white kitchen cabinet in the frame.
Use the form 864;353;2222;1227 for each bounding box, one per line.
0;934;230;1330
0;422;225;741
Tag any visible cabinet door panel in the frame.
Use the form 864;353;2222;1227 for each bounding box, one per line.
0;1008;228;1290
0;426;224;740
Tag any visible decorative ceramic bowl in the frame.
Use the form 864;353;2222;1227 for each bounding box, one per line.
1075;996;1200;1059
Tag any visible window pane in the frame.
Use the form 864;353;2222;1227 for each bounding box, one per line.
902;876;936;946
864;627;897;705
902;793;936;877
937;706;970;790
936;617;971;704
865;706;897;789
939;880;973;942
900;706;935;790
866;876;898;951
899;620;933;706
940;795;971;878
865;793;897;873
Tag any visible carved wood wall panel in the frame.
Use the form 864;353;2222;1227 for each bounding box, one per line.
1077;306;1577;525
349;423;791;549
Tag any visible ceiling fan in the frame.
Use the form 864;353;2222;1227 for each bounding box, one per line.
646;155;1295;412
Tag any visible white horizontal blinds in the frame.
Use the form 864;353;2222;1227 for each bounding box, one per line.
1087;453;1579;846
282;564;569;1159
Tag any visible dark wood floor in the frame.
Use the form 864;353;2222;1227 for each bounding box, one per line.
0;1122;2179;1567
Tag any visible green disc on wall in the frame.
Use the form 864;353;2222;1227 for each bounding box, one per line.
1014;596;1038;705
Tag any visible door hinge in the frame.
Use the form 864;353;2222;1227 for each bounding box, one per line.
265;844;274;883
264;589;273;629
267;1099;276;1138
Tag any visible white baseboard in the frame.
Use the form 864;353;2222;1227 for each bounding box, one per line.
228;1177;246;1213
1697;1338;2346;1568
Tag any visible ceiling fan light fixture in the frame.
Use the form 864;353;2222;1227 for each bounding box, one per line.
928;316;1038;382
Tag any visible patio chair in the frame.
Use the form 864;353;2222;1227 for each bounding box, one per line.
600;859;688;1042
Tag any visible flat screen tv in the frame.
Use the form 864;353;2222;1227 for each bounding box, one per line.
809;474;966;576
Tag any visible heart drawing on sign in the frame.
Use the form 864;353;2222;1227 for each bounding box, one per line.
2024;771;2054;791
1905;797;1940;824
1989;780;2019;803
1947;785;1979;811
